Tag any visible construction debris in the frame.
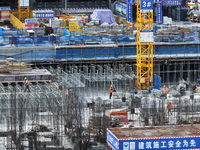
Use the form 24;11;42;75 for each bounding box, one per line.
168;90;181;97
151;89;164;98
176;78;188;95
0;58;32;73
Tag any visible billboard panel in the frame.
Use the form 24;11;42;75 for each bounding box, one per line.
126;3;133;22
25;19;39;23
33;11;54;18
140;0;153;13
121;0;161;3
19;0;29;7
115;3;127;18
121;0;136;3
156;2;162;24
163;0;181;6
107;129;119;150
0;7;10;11
140;31;154;43
119;136;200;150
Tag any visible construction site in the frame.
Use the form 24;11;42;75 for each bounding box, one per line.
1;0;200;150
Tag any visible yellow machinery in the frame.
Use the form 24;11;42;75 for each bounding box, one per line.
114;15;134;27
136;0;153;90
18;0;30;22
56;14;75;19
61;19;82;32
10;13;25;29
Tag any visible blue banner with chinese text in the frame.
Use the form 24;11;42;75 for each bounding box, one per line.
107;130;118;150
156;2;162;24
119;136;200;150
126;3;133;22
140;0;153;13
163;0;181;6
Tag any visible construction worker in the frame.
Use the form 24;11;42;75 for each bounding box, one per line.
81;15;86;26
110;85;113;99
163;85;168;98
163;85;168;93
167;101;172;115
24;77;30;92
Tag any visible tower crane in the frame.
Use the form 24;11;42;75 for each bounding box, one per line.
18;0;30;22
136;0;154;90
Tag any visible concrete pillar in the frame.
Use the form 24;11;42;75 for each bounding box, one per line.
154;63;160;76
109;0;111;9
65;0;67;10
180;61;183;79
167;63;169;84
174;62;176;84
187;61;190;83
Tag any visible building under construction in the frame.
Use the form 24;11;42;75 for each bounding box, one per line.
1;42;200;149
2;0;200;149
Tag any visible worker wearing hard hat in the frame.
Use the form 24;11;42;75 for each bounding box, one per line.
163;85;168;99
163;85;168;94
81;15;86;26
110;85;113;99
24;77;30;92
167;101;172;115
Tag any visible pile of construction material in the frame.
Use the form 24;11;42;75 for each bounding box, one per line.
163;16;172;24
0;58;32;73
156;26;193;34
196;87;200;93
177;26;192;33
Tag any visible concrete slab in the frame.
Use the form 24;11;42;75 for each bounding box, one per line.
0;69;52;83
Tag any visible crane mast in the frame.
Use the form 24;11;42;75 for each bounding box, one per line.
136;0;154;90
18;0;30;22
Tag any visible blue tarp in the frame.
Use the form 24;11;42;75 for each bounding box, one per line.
64;28;70;36
0;28;2;36
153;74;161;90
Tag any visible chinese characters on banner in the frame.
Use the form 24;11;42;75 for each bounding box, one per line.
107;130;118;150
140;0;153;13
119;137;200;150
25;19;39;23
33;11;55;19
157;2;162;24
163;0;182;6
126;3;133;22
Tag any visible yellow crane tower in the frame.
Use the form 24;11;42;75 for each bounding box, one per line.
136;0;154;90
18;0;30;22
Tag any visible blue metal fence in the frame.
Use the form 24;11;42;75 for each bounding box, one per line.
0;44;200;62
1;25;200;47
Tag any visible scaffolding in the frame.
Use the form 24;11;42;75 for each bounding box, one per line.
18;0;30;23
0;61;200;149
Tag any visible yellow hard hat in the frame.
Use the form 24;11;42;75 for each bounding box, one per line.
24;77;27;80
163;85;166;87
82;15;84;18
110;85;113;87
